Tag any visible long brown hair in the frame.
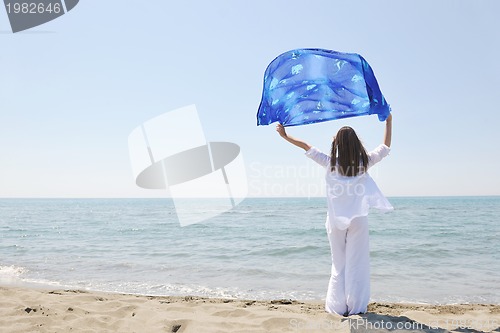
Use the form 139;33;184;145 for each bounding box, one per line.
330;126;368;176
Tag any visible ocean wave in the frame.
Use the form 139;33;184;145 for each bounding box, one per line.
248;245;323;257
0;265;27;281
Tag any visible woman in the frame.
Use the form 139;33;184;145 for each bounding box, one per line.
276;114;393;316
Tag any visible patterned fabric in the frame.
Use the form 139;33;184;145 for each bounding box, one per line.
257;49;391;126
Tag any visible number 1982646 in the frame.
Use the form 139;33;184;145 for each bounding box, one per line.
5;2;62;14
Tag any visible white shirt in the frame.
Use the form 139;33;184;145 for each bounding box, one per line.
305;144;393;230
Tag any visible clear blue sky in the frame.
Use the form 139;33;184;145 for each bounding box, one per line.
1;0;499;198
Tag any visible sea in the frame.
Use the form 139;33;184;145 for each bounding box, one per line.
0;197;499;305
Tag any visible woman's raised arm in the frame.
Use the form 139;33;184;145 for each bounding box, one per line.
384;114;392;147
276;123;312;151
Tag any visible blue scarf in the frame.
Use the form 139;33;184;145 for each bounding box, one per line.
257;49;391;126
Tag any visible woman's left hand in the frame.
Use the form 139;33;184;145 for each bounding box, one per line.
276;123;287;138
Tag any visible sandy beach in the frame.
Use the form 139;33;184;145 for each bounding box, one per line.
0;286;498;333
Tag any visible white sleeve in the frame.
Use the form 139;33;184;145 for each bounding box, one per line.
305;147;330;168
368;144;391;168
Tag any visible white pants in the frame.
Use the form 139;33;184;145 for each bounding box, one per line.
325;215;370;316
